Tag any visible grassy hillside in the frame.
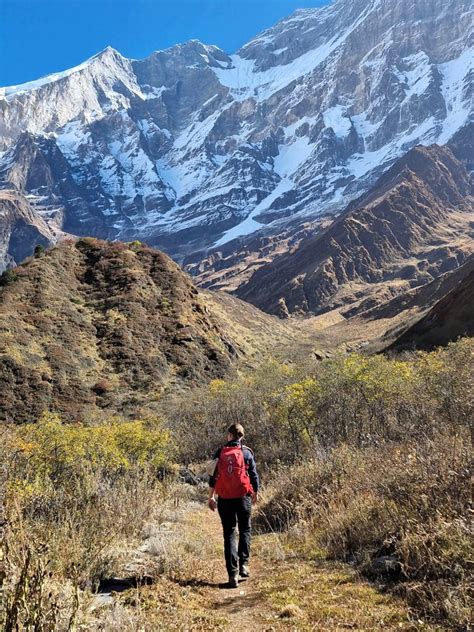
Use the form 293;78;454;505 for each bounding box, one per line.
0;239;299;423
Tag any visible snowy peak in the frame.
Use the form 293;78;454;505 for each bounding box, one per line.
0;0;473;268
150;39;230;66
0;46;129;100
0;44;144;149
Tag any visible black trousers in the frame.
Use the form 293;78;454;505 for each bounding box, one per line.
217;495;252;576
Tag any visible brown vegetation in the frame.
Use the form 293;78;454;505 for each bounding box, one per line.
1;328;472;628
170;339;473;628
0;238;304;424
0;414;172;629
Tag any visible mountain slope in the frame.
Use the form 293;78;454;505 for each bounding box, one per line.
0;239;295;423
387;258;474;350
0;0;472;267
0;189;56;270
184;216;331;293
235;143;473;316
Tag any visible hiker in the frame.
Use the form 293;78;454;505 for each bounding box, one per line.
208;423;259;588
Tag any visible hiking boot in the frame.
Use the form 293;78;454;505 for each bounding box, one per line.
228;573;239;588
239;564;250;578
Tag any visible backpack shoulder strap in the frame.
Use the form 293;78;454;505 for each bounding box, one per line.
241;444;254;458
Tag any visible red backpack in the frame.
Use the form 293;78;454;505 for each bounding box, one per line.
214;445;254;499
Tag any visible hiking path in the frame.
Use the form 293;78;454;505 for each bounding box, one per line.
92;489;437;631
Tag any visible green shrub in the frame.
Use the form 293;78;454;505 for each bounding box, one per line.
9;412;171;483
168;340;473;467
128;240;142;249
166;360;299;466
0;268;18;287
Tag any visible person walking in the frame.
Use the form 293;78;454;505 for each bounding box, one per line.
208;423;259;588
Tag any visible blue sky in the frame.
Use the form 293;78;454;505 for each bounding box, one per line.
0;0;329;87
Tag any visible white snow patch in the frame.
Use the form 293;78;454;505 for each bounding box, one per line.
157;154;211;200
56;120;91;153
323;104;352;137
213;0;382;102
347;115;438;178
282;115;319;139
136;118;171;138
351;111;381;141
274;135;314;178
213;177;294;246
437;48;473;144
400;52;433;99
142;85;166;99
174;108;222;151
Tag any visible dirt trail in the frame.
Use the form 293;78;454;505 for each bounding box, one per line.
139;496;436;631
92;493;437;631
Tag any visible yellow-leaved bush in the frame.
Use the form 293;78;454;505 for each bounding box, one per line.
1;413;173;628
5;413;171;503
169;339;473;467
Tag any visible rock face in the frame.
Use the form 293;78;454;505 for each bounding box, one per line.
0;0;472;267
0;189;55;270
0;240;235;423
235;143;474;316
184;217;330;293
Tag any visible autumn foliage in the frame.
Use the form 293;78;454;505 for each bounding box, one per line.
1;339;472;628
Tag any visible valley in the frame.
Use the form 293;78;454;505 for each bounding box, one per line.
1;0;473;629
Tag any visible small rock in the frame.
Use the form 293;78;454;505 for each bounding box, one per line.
179;467;199;486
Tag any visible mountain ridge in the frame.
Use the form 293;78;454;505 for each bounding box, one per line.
387;256;474;350
234;141;473;316
0;0;471;268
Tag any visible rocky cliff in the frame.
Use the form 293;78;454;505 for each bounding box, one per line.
0;189;55;270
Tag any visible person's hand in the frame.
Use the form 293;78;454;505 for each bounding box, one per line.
252;492;259;504
208;497;217;511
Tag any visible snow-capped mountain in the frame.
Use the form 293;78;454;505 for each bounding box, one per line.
0;0;472;267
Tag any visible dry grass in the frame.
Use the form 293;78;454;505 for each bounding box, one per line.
257;555;423;631
168;338;473;628
0;416;173;630
255;435;472;629
86;493;421;631
1;338;472;629
1;462;443;631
